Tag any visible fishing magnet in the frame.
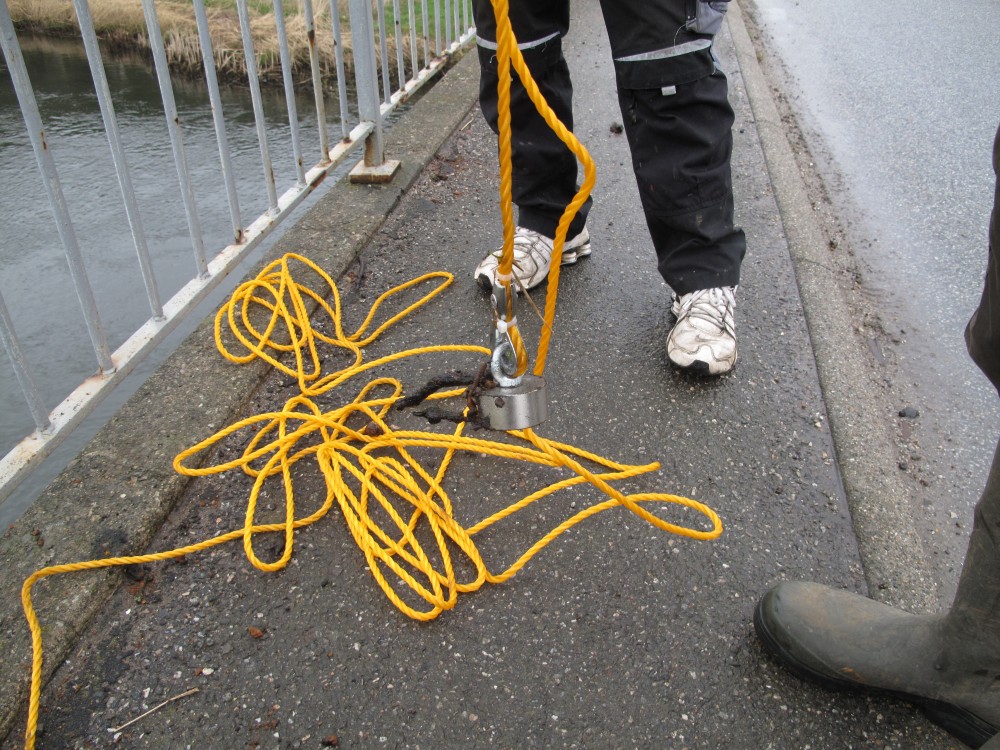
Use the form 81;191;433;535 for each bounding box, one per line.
477;374;547;431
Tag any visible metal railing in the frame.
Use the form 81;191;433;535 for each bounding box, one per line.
0;0;476;505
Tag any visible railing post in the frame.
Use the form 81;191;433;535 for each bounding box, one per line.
0;291;50;436
0;1;115;376
348;0;400;184
0;0;476;508
140;0;209;277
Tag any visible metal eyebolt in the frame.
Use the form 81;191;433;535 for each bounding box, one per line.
489;278;523;388
490;329;522;388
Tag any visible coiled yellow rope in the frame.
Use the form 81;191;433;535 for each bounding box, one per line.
16;8;721;749
18;253;721;748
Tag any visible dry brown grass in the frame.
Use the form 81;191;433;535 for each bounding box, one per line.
8;0;414;89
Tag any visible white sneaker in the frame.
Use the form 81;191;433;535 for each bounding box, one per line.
474;226;591;293
666;286;738;375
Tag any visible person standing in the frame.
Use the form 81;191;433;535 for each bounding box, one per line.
471;0;746;376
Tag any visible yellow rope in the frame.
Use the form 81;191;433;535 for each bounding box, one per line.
18;253;721;748
17;9;717;748
490;0;596;377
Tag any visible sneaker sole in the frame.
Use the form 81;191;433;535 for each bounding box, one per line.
753;599;999;749
666;354;737;376
667;357;712;375
561;241;592;265
666;343;737;376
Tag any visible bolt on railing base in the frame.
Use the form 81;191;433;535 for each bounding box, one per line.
349;158;401;184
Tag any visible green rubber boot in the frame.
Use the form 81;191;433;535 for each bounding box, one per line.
754;446;1000;748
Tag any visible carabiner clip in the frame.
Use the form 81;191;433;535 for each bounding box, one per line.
491;325;521;387
490;280;523;388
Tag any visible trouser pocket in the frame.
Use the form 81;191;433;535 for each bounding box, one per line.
686;0;730;36
617;70;745;292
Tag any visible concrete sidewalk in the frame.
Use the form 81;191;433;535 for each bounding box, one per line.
0;2;956;748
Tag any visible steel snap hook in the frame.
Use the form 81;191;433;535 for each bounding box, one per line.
489;279;522;388
490;325;522;388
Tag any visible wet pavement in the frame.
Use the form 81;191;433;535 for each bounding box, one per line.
0;2;970;749
745;0;1000;607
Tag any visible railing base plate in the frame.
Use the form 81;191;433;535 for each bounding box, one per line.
349;159;401;184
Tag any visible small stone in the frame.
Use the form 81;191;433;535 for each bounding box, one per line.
898;406;919;419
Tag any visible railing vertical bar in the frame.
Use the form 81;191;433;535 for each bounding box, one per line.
330;0;351;140
192;0;245;243
434;0;441;55
273;0;307;185
392;0;405;91
302;0;331;162
348;0;386;166
463;0;469;41
407;0;419;80
0;4;114;374
444;0;452;49
376;0;392;104
140;0;209;278
74;0;163;320
236;0;280;212
0;291;51;434
420;0;430;69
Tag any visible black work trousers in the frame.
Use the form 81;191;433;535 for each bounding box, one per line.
473;0;746;295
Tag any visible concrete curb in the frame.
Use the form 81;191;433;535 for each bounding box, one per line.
0;49;481;743
728;0;937;611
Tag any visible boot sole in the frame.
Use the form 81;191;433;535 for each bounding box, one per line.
753;598;999;748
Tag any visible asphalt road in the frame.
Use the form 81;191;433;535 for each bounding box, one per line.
744;0;1000;600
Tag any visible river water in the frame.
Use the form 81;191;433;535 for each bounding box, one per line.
0;35;340;526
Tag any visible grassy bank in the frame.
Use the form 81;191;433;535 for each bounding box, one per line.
8;0;439;88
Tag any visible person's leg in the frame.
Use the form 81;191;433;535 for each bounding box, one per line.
966;124;1000;394
598;0;745;374
471;0;590;241
620;76;744;293
598;0;745;295
754;124;1000;749
755;451;1000;747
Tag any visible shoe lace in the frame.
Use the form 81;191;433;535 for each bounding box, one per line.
490;229;548;261
677;287;736;335
489;229;551;283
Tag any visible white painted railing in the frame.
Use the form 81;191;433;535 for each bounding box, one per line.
0;0;475;505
